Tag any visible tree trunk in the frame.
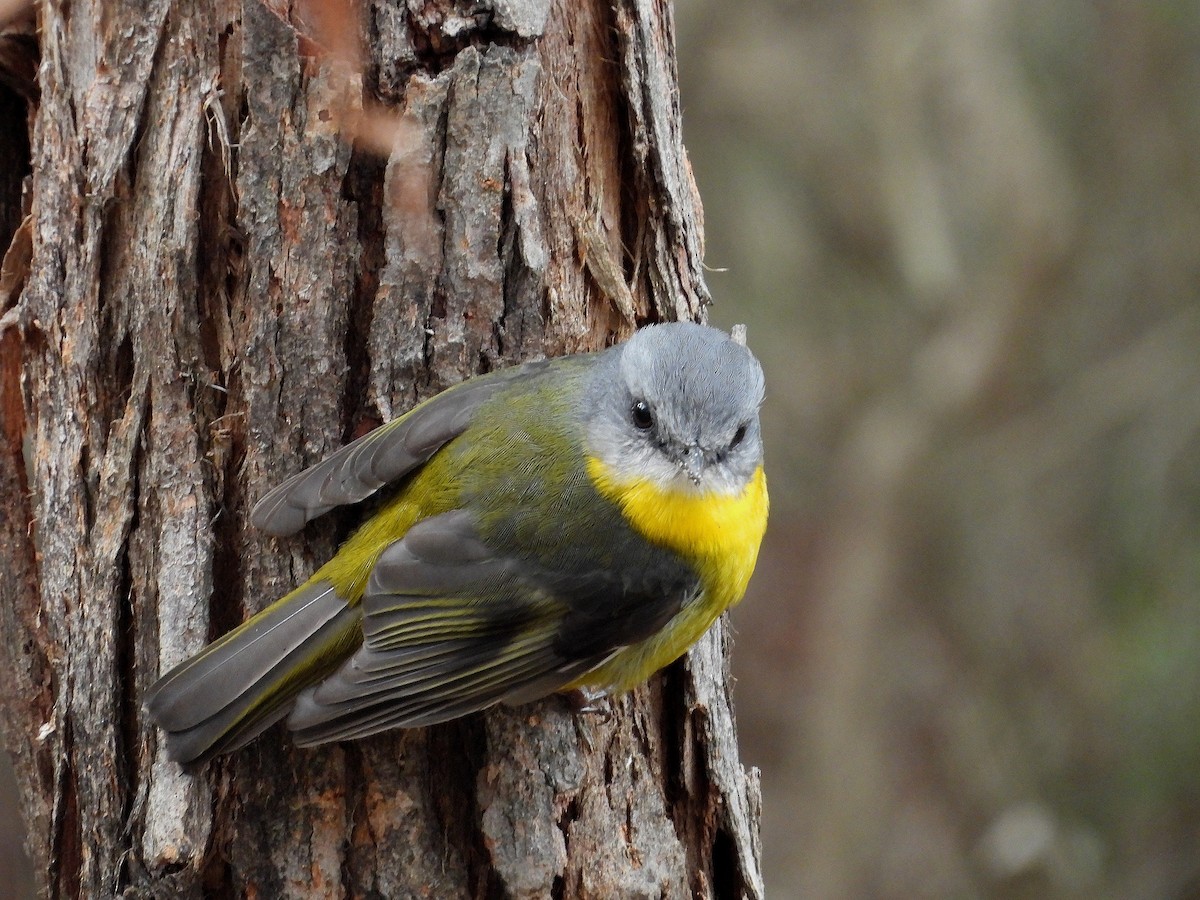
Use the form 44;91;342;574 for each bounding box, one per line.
0;1;764;897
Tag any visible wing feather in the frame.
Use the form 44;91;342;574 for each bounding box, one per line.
285;509;695;745
144;580;358;763
250;363;548;536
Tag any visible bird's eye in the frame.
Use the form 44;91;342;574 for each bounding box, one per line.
731;424;748;448
631;400;654;430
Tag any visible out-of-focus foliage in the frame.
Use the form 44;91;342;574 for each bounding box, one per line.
676;0;1200;896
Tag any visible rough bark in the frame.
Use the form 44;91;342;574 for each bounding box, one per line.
0;1;763;898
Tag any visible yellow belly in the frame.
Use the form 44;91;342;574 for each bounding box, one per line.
578;457;769;691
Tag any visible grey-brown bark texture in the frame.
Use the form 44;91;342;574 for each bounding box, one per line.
0;1;764;898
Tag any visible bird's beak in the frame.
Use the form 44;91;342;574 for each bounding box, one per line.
680;445;704;486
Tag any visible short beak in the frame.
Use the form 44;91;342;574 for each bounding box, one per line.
680;445;704;485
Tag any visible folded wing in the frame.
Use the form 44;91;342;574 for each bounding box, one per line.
251;362;551;536
286;509;695;745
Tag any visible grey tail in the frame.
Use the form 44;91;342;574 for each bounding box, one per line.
145;580;359;765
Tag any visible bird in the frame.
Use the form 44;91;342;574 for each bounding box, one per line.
146;321;768;764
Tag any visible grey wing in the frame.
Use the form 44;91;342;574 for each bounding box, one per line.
251;362;548;536
285;510;695;746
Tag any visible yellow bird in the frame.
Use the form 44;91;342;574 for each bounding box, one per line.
147;322;768;763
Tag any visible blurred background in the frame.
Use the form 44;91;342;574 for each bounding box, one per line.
677;0;1200;897
3;1;1199;897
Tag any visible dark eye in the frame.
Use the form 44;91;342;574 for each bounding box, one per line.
731;424;748;448
631;400;654;430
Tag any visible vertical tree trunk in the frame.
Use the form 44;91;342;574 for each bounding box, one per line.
0;1;764;897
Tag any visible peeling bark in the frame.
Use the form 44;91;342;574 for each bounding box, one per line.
0;2;762;897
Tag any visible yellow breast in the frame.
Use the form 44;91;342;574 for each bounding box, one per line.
581;456;769;691
587;457;768;597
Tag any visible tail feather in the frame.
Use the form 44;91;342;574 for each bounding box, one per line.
145;580;359;764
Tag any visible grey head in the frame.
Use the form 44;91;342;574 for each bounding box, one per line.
586;322;766;495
